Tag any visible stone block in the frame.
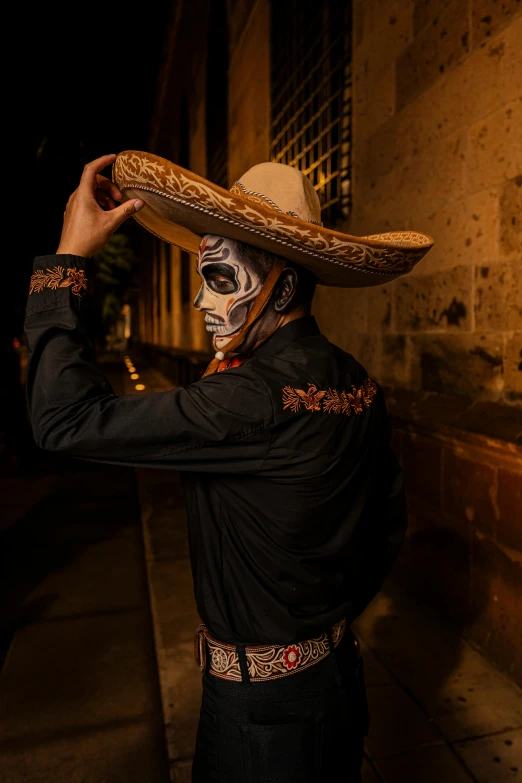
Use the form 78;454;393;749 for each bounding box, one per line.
395;130;466;216
413;0;453;34
469;531;522;683
475;262;522;332
454;400;522;443
395;265;472;332
364;116;399;182
442;447;497;536
353;0;365;48
397;31;508;161
381;334;412;386
502;14;522;102
471;0;522;49
396;0;470;109
411;333;504;396
361;0;414;61
500;175;522;257
497;467;522;552
402;433;442;506
313;287;368;352
408;189;500;275
355;333;382;377
376;744;473;783
455;728;522;783
367;282;395;332
467;101;522;191
354;58;396;142
504;333;522;398
364;684;443;759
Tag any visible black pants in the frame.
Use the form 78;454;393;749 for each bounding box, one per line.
192;629;370;782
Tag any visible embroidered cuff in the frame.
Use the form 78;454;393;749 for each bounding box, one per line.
26;255;92;315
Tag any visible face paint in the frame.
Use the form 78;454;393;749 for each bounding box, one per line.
194;234;266;351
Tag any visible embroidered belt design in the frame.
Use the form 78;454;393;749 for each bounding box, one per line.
194;617;350;683
29;266;88;296
282;377;378;415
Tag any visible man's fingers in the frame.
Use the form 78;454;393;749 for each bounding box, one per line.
107;198;145;229
95;188;117;210
96;174;122;202
79;154;117;194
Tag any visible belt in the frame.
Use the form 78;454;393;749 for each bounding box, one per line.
194;616;357;683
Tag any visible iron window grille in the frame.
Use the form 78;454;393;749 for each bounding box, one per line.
270;0;352;226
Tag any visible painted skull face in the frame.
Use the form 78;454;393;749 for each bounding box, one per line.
194;235;266;351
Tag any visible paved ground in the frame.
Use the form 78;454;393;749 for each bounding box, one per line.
125;356;522;783
0;359;169;783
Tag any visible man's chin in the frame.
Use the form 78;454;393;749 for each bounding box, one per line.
212;332;239;352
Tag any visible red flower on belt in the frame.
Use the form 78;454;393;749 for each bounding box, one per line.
282;644;301;670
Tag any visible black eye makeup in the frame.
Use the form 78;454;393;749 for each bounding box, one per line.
201;262;238;295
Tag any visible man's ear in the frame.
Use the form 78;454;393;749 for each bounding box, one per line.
273;267;298;312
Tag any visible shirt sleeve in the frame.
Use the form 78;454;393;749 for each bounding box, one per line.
24;255;273;472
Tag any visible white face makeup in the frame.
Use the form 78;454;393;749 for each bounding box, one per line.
194;235;265;351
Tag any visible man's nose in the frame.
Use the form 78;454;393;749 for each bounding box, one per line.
193;283;214;311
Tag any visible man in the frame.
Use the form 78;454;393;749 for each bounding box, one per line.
25;153;433;781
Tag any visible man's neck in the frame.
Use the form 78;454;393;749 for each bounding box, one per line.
250;306;310;353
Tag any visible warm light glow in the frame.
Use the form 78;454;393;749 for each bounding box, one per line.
135;384;145;391
128;366;136;373
130;373;139;380
124;356;130;361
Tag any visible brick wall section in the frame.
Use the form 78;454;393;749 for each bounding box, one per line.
314;0;522;404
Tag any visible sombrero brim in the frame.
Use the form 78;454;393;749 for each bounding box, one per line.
113;151;434;288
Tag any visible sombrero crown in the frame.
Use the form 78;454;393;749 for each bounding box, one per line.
113;151;434;287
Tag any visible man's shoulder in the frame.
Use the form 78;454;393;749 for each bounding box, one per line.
251;331;372;384
246;332;382;418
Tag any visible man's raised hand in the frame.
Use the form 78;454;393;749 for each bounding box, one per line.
56;154;144;258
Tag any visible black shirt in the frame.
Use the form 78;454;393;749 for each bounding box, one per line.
25;254;407;645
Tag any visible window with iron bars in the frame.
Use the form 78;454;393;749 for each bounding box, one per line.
270;0;352;226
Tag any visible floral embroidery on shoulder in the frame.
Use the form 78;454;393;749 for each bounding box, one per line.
282;377;378;416
29;266;88;297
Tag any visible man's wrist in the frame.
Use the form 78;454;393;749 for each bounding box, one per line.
56;246;91;258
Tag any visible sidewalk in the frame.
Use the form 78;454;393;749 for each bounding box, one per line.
0;359;170;783
124;356;522;783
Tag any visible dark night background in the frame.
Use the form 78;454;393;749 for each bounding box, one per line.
6;5;171;340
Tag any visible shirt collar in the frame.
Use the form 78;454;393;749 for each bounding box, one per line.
251;316;321;359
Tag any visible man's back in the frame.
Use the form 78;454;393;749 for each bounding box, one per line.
182;316;406;644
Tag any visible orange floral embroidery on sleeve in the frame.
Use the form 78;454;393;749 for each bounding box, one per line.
283;377;378;416
29;266;88;297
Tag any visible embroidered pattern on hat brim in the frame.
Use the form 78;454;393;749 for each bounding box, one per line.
282;378;378;415
114;153;432;276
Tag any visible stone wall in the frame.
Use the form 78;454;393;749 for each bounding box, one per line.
314;0;521;404
314;0;522;684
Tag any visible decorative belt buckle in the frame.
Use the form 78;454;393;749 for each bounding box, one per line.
194;624;207;673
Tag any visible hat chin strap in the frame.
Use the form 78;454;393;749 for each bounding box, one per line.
202;257;287;378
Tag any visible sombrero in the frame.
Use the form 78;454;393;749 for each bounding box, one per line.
113;151;434;289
